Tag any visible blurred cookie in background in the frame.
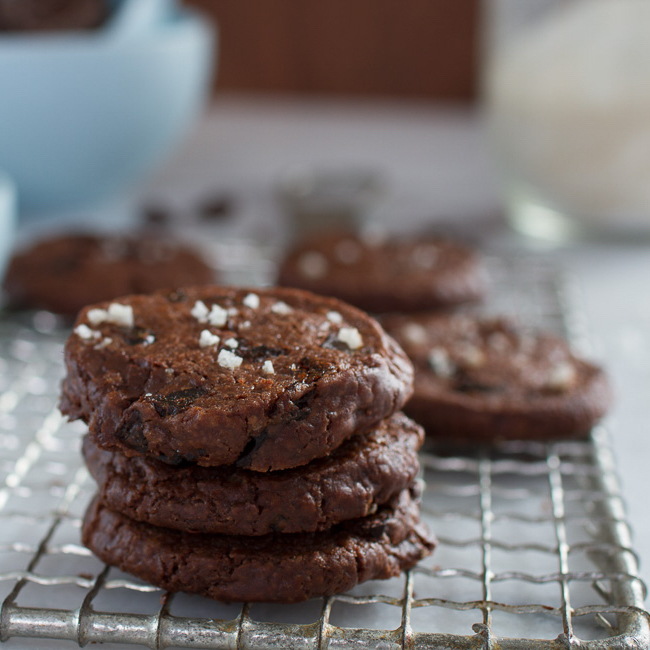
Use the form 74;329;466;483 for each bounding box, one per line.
382;313;612;443
278;230;487;313
0;0;109;32
2;233;216;318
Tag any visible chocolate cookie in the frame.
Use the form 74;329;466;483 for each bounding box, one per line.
82;487;435;603
0;0;107;31
83;412;424;536
382;314;611;441
2;234;214;317
278;230;487;313
61;286;413;471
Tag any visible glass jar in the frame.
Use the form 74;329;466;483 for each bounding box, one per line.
483;0;650;241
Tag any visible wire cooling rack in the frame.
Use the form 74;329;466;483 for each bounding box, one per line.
0;245;647;649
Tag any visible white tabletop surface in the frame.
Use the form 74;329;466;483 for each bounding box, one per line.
10;94;650;647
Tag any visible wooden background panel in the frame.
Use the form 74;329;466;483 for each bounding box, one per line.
185;0;480;100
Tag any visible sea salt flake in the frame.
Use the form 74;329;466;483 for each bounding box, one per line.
207;304;228;327
402;323;427;345
428;348;455;378
94;337;112;350
107;303;134;328
298;251;328;279
455;343;485;369
144;334;155;345
359;225;387;248
326;311;343;323
262;360;275;375
224;338;239;349
546;362;577;392
191;300;209;323
240;320;251;329
218;349;243;369
86;309;108;326
228;307;238;316
243;293;260;309
74;324;100;340
337;327;363;350
199;330;220;348
271;301;293;315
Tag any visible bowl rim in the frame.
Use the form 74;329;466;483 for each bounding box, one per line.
0;170;17;226
0;6;211;51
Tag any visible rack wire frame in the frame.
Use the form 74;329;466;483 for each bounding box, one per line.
0;247;647;649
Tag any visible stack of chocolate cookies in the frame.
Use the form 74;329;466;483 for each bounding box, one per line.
60;286;435;602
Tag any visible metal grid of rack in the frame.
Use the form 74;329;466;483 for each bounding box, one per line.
0;247;647;649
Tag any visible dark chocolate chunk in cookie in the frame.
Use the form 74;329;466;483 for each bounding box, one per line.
278;230;487;313
82;486;435;603
382;313;611;441
2;234;215;317
83;412;424;536
61;286;413;471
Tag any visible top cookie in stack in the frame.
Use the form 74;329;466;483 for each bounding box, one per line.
61;286;435;602
61;286;413;471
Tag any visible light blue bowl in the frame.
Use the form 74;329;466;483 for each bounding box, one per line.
0;172;17;278
0;6;215;212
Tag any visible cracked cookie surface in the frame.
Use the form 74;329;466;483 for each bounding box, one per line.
61;286;413;471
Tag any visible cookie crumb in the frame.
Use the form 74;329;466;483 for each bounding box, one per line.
326;311;343;323
218;349;243;369
271;301;293;315
199;330;220;348
337;327;363;350
243;293;260;309
298;251;328;279
428;348;455;378
262;360;275;375
224;338;239;349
